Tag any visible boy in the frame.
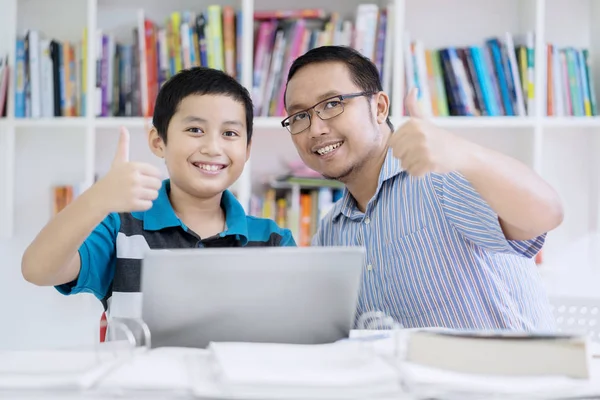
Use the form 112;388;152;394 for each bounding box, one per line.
21;67;295;332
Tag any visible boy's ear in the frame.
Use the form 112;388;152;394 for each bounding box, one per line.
245;140;252;162
148;127;165;158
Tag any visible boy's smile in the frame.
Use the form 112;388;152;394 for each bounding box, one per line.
191;161;228;175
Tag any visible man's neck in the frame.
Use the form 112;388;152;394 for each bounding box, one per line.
344;145;389;213
169;183;225;238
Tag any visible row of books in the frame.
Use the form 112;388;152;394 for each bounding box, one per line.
96;6;243;118
15;31;85;118
10;6;599;122
0;55;8;117
405;32;535;117
253;4;393;117
249;175;344;246
546;44;597;117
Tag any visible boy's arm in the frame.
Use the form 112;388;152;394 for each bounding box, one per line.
21;128;163;286
21;187;113;286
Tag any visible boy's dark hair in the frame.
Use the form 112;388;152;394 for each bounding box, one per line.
285;46;394;132
153;67;254;144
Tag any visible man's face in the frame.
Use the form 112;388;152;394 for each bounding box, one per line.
284;62;384;182
151;94;250;199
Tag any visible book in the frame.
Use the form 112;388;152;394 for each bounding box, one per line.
405;329;591;379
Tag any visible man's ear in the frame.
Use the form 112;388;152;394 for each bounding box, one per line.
375;91;390;124
148;127;166;158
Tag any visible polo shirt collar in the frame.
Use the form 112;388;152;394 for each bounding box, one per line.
142;179;249;244
143;179;181;230
333;147;403;220
219;189;249;245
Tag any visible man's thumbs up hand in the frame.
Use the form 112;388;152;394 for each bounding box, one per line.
94;127;163;213
387;88;468;177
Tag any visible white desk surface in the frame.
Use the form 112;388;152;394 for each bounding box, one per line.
2;331;600;400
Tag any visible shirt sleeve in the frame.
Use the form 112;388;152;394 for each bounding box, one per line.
430;171;545;258
311;227;323;246
54;213;120;300
279;228;297;246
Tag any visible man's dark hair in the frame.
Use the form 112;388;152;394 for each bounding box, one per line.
152;67;254;144
285;46;394;132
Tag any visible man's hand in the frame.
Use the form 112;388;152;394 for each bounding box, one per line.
388;88;471;177
93;127;163;213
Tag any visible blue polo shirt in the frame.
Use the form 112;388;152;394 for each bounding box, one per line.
312;148;556;331
56;179;295;319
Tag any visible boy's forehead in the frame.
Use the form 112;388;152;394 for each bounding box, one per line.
176;94;245;115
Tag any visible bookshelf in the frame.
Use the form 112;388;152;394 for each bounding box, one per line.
0;0;599;265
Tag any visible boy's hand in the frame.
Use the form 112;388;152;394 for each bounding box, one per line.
94;127;163;213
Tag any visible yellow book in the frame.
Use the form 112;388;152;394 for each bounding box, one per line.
171;12;182;73
207;5;224;71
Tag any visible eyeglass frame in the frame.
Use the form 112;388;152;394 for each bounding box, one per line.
280;91;377;135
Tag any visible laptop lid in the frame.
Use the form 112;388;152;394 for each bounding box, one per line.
140;246;365;348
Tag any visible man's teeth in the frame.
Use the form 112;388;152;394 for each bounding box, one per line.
196;163;221;171
317;142;342;155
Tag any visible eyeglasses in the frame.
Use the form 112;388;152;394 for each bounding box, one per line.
281;91;375;135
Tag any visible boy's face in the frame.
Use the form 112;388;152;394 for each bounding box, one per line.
150;94;250;199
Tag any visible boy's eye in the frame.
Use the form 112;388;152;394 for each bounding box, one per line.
187;127;204;134
223;130;239;137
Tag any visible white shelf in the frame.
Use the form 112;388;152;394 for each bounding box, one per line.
392;116;537;129
94;117;151;130
4;116;600;131
543;117;600;128
13;117;88;128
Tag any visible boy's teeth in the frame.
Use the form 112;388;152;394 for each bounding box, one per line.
317;142;342;155
197;164;220;171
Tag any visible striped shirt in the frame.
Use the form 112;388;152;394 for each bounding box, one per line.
56;179;295;322
313;148;556;331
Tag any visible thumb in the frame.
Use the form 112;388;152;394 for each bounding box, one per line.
112;127;130;165
405;87;425;119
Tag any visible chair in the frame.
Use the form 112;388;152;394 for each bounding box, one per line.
549;295;600;343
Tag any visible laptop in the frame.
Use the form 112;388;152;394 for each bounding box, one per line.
140;246;365;348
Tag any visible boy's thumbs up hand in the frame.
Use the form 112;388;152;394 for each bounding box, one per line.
95;127;163;213
112;127;131;165
388;88;468;177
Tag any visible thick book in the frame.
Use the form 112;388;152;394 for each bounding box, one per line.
406;329;591;379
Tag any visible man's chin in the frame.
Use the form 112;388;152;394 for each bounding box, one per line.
320;167;354;182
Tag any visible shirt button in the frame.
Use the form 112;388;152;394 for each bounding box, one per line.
364;217;370;224
367;264;373;271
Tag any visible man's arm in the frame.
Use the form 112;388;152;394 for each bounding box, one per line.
456;140;564;241
391;88;563;241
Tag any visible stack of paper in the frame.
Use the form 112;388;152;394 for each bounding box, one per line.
199;341;403;399
400;362;600;399
0;345;129;391
96;347;202;396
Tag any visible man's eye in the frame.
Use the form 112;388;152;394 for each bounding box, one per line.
292;112;308;122
325;100;341;109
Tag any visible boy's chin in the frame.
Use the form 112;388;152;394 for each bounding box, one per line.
188;177;238;198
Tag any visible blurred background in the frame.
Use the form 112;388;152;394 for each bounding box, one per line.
1;0;599;350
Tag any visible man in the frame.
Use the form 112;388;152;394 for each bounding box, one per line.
281;46;563;331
